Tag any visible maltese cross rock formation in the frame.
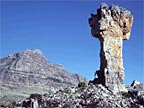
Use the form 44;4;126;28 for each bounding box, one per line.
89;3;133;92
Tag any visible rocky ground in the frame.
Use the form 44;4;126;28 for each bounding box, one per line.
2;82;144;108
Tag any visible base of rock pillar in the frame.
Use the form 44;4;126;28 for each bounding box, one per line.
89;69;127;93
107;83;128;93
89;78;127;93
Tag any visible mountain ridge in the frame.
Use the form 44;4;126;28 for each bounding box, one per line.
0;49;87;102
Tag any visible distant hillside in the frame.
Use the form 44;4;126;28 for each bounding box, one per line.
0;49;87;102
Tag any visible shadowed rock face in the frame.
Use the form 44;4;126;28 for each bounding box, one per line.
88;3;133;92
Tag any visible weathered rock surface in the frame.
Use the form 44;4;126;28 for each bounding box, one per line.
127;80;144;97
0;49;87;103
5;84;144;108
88;3;133;92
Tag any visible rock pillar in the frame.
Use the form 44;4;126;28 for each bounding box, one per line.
88;3;133;92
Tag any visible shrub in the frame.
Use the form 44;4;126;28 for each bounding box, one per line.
78;82;87;88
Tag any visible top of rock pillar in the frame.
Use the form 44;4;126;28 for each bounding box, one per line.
89;3;133;40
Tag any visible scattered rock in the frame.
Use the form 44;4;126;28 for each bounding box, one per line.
5;84;144;108
131;80;141;87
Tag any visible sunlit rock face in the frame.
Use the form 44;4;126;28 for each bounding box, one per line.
89;3;133;92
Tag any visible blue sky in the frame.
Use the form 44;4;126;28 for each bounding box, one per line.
1;0;144;85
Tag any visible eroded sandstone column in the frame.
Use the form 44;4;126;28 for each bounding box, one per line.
89;3;133;92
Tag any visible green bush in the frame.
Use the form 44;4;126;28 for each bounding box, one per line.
78;82;87;88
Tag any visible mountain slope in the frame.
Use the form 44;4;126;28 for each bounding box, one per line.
0;49;87;102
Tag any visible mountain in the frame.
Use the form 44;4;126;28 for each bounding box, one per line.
0;49;87;103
